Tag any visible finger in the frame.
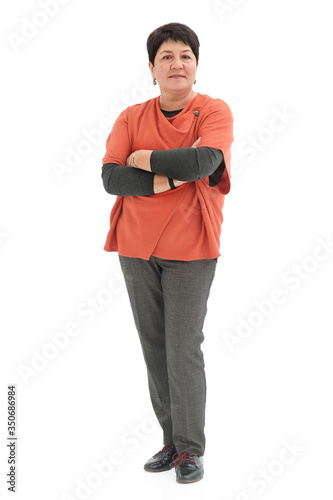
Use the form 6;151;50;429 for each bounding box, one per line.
191;137;201;148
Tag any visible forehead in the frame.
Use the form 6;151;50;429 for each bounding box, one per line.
156;39;193;54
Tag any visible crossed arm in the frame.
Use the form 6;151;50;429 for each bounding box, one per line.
101;141;224;196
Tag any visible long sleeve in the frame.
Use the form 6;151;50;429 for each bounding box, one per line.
102;163;155;196
150;147;224;181
102;146;225;196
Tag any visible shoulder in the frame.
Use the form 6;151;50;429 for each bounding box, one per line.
111;98;157;129
121;97;157;119
196;94;233;126
197;93;232;115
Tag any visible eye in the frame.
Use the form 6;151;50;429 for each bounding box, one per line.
163;55;171;60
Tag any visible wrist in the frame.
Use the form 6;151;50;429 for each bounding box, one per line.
168;178;176;190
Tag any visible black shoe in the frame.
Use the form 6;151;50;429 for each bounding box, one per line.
144;445;177;472
173;451;204;483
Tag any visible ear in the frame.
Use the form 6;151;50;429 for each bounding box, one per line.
148;61;154;78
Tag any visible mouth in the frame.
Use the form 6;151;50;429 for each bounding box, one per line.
169;75;186;79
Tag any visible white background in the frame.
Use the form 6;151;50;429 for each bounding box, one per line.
1;0;332;499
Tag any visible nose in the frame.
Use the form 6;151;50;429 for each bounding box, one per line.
171;56;184;70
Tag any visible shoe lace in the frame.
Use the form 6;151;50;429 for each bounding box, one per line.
153;445;175;458
172;451;196;467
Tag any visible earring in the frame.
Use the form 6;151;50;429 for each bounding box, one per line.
153;78;157;86
194;79;197;84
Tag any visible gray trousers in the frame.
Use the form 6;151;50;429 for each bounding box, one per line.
118;255;217;457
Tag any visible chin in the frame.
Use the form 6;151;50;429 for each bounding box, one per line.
168;82;190;91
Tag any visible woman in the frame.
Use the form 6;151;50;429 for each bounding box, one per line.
101;22;233;484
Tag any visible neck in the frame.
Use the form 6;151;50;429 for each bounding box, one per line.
159;89;197;111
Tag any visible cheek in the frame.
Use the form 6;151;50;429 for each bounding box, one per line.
186;62;197;71
157;66;170;78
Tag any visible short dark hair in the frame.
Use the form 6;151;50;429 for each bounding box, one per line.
147;22;200;66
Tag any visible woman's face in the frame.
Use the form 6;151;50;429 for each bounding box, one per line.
149;39;197;94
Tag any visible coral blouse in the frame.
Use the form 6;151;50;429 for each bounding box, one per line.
102;92;233;261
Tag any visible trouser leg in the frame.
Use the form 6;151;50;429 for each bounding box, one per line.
118;254;217;456
118;255;174;445
159;257;217;456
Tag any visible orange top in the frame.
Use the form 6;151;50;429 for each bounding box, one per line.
102;92;233;261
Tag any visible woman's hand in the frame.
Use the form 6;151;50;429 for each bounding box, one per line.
126;150;153;171
173;179;187;187
191;137;201;148
126;151;136;167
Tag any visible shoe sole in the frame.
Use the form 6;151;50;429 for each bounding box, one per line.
176;477;203;484
176;476;203;484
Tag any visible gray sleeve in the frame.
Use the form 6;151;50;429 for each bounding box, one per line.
150;147;224;181
101;147;225;196
102;163;155;196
